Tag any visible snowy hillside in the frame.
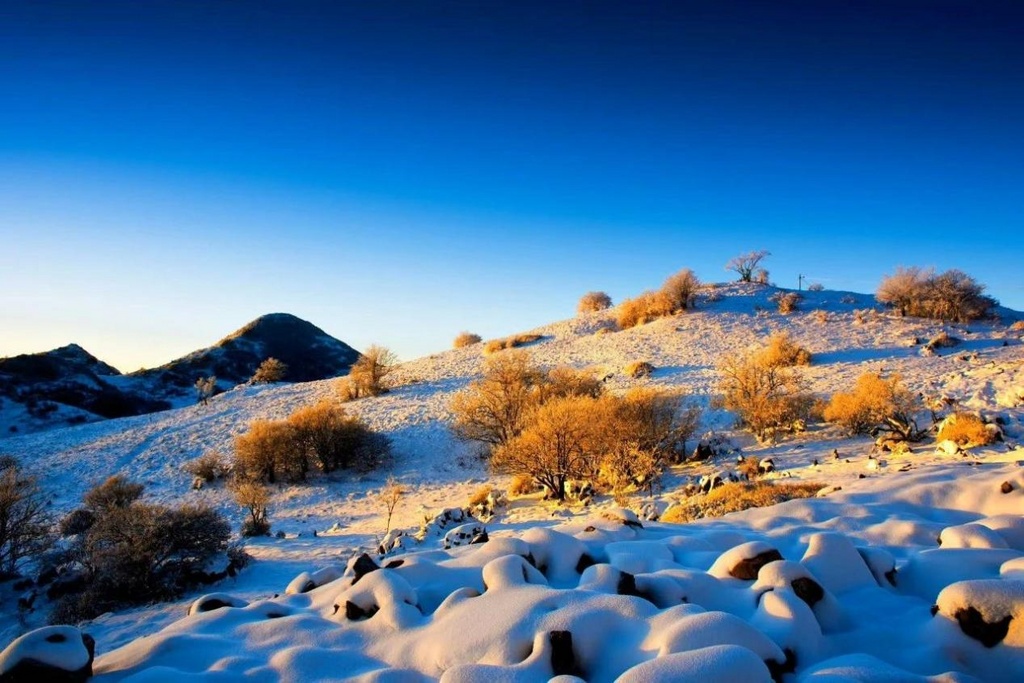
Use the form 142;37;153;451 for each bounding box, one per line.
2;283;1023;681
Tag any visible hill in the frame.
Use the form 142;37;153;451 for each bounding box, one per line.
1;284;1022;680
0;313;360;435
130;312;360;394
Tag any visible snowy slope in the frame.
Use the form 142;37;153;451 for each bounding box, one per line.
2;283;1023;681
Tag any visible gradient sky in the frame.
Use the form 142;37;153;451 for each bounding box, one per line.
2;0;1022;371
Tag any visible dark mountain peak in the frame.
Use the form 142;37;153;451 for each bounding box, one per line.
49;344;122;376
133;313;360;388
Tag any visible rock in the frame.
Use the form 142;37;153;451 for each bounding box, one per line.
758;458;775;474
443;523;488;549
935;579;1023;648
0;626;95;683
351;553;380;585
953;606;1012;648
709;542;784;581
549;631;580;677
1001;481;1014;494
187;593;248;616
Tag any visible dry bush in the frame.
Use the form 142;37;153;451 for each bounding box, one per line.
737;457;761;480
925;331;960;351
1010;320;1024;331
450;351;545;449
233;420;304;484
231;480;270;537
194;375;217;405
758;331;812;367
0;460;52;578
542;366;605;401
183;451;230;483
813;309;829;324
508;474;536;497
491;395;602;501
773;291;802;314
85;475;144;512
483;334;543;355
754;269;770;285
55;479;231;621
467;485;494;508
376;476;406;534
616;290;673;329
660;269;701;312
726;250;771;283
453;332;483;348
251;357;287;384
288;400;386;473
624;360;655;378
717;349;814;443
346;345;398;397
936;413;996;448
578;291;613;314
823;372;927;440
661;481;823;523
808;283;825;292
877;267;996;322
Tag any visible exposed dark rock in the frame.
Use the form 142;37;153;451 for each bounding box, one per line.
0;629;95;683
344;600;378;621
953;606;1012;648
575;553;597;574
351;553;380;585
790;577;824;607
1001;481;1014;494
384;559;405;569
729;550;783;580
549;631;581;677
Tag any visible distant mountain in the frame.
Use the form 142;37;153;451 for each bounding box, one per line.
0;344;170;424
0;314;360;436
131;313;360;392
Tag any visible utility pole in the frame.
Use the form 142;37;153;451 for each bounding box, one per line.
798;274;805;291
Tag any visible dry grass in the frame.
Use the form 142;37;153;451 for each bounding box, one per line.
1010;320;1024;332
508;474;536;497
759;331;812;367
736;457;761;480
483;334;544;355
813;309;829;324
453;332;482;349
936;413;996;448
616;291;672;329
661;481;824;523
773;292;802;314
926;331;960;351
623;360;655;378
467;485;495;508
183;451;230;483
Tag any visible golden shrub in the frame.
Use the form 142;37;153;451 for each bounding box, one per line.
508;474;536;497
577;291;613;314
616;290;673;329
823;372;925;440
623;360;655;378
936;413;995;448
661;481;823;523
453;332;482;349
758;331;812;367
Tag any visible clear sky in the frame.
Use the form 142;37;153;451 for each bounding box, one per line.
2;0;1022;371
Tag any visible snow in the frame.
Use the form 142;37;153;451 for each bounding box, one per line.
0;625;92;675
2;283;1024;681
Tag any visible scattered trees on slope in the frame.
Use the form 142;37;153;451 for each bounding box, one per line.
717;344;814;443
0;458;52;579
876;267;996;322
339;345;399;399
251;357;288;384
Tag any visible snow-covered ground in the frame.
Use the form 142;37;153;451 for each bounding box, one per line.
2;284;1023;681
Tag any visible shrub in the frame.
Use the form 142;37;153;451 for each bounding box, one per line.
876;267;996;322
1010;320;1024;332
726;250;771;283
661;481;823;523
754;268;770;285
59;508;96;536
453;332;483;349
56;480;231;620
233;420;304;484
194;375;217;405
717;348;814;443
346;345;398;397
542;366;605;401
376;476;406;534
773;291;802;314
251;357;287;384
616;290;673;329
491;395;602;501
624;360;655;378
660;269;701;312
823;372;927;441
482;334;543;355
813;309;829;324
232;480;270;537
808;283;825;292
0;460;53;578
577;291;613;314
84;475;144;512
450;351;545;449
925;331;960;351
468;485;495;508
758;331;812;367
508;474;536;497
288;400;384;473
936;413;996;448
183;451;230;483
737;457;762;480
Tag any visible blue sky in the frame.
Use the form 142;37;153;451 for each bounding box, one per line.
2;0;1022;370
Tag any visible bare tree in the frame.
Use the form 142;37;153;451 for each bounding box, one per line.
231;480;270;536
450;350;544;449
251;357;287;384
726;250;771;283
717;347;813;443
376;476;406;534
0;460;53;578
194;376;217;406
347;345;399;397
